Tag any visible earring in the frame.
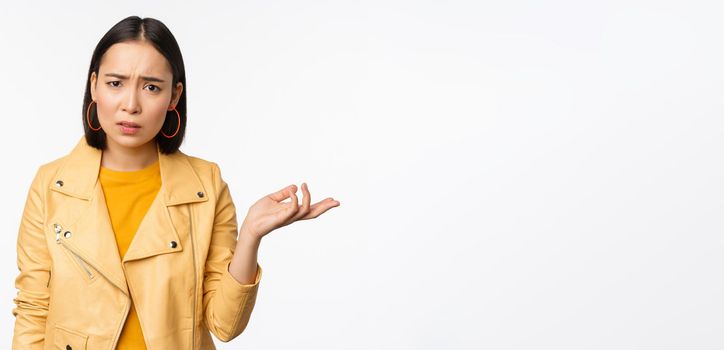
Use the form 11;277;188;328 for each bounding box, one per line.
162;107;181;138
86;100;102;131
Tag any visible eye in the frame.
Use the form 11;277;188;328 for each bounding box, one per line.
107;81;121;88
145;84;161;92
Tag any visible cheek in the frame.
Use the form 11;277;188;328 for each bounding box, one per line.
94;89;119;118
95;100;116;121
147;103;170;125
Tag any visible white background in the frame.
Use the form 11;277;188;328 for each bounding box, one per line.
1;1;723;349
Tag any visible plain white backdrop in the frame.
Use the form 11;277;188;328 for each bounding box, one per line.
1;0;723;349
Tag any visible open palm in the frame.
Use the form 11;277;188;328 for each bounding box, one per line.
240;183;340;239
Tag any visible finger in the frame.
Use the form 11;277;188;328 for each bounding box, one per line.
302;182;311;210
287;188;300;214
292;182;312;221
277;189;299;224
307;199;339;219
268;184;297;202
302;198;340;219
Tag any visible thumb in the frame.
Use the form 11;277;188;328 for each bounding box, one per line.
267;184;297;202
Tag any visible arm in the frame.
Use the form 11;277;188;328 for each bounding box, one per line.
202;163;262;343
12;167;51;349
203;162;340;342
228;231;262;287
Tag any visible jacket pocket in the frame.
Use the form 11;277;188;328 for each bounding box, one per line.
59;243;97;284
53;324;88;350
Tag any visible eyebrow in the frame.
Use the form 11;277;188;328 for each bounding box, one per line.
104;73;166;83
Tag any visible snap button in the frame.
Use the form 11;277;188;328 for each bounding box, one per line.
66;345;72;350
63;231;72;239
169;241;177;248
55;180;64;187
197;191;204;198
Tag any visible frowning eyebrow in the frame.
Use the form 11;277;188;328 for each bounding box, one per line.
104;73;166;83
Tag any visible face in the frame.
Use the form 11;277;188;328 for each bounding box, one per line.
89;40;183;151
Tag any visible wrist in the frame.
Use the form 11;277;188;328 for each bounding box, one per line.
238;227;262;247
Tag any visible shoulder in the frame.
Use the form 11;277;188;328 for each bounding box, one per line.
32;154;71;186
178;152;229;192
183;153;219;172
181;152;222;177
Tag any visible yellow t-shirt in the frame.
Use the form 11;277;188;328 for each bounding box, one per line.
99;158;161;350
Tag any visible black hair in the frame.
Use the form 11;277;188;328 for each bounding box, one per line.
82;16;187;154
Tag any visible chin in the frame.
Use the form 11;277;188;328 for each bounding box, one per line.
107;134;155;149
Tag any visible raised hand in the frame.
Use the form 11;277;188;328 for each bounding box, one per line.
240;183;340;240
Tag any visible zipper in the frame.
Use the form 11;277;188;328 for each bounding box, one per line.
54;224;93;279
53;223;130;350
189;206;198;350
71;251;94;279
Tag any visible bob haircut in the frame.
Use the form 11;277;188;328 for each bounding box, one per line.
82;16;187;154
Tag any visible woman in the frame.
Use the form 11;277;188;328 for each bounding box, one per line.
11;16;340;350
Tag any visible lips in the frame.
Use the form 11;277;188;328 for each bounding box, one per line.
118;121;141;128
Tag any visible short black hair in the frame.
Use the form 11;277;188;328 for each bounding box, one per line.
82;16;187;154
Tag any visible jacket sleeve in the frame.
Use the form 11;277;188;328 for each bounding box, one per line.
12;166;51;349
202;163;262;342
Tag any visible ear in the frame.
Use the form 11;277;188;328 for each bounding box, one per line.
169;82;183;109
89;71;97;101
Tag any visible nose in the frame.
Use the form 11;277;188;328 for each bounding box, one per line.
121;88;141;115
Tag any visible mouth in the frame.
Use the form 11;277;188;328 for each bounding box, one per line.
118;121;141;128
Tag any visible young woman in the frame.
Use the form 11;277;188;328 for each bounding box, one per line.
11;16;340;350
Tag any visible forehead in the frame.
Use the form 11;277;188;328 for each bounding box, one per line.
98;40;172;78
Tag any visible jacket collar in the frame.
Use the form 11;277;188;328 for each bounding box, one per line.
50;135;208;206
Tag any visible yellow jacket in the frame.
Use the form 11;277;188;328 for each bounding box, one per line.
12;135;262;350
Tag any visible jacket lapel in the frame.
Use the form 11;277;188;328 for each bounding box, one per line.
49;136;209;294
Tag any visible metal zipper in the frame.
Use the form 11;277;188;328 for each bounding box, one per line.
189;206;198;350
71;251;94;279
54;224;93;279
54;223;62;244
53;223;130;350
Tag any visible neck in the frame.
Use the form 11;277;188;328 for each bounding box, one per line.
101;138;159;171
